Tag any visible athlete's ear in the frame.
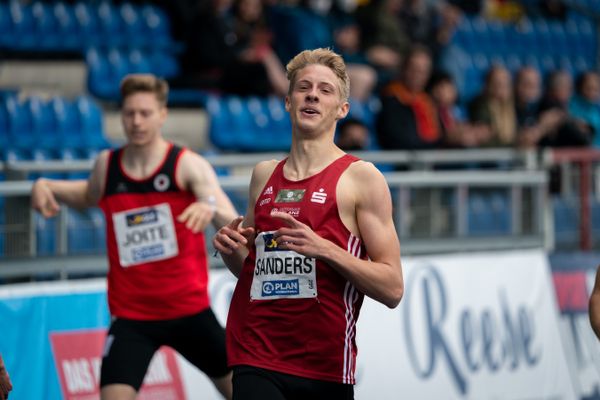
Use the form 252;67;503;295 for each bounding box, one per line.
336;101;349;120
285;95;291;112
159;105;168;125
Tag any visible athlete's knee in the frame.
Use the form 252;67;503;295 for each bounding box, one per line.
211;371;233;400
100;383;137;400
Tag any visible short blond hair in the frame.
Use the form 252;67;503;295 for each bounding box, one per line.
286;48;350;102
120;74;169;106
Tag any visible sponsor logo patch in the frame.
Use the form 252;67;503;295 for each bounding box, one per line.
263;233;280;252
275;189;305;203
126;209;158;227
311;188;327;204
261;279;300;296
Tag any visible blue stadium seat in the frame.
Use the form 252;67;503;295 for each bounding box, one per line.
552;196;579;248
86;47;114;99
31;148;63;179
35;213;56;256
51;96;80;151
263;96;291;151
9;0;36;49
548;21;568;57
468;192;494;234
96;1;123;47
207;95;235;150
68;208;105;254
0;196;4;257
53;2;80;51
32;2;60;50
28;96;59;151
0;105;7;152
5;95;34;150
148;49;180;79
488;191;511;234
76;96;108;150
140;4;173;49
468;190;511;235
128;48;152;74
226;96;255;151
0;3;11;47
74;2;101;46
119;3;144;46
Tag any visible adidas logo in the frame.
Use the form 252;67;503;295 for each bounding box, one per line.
263;186;273;195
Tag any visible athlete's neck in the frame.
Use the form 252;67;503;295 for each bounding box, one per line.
285;136;345;181
122;138;170;179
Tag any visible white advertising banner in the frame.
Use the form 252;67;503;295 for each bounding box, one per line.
0;249;573;399
354;249;577;400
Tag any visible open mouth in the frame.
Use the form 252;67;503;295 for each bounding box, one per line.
300;107;320;116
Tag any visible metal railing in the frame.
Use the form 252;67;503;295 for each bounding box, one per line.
0;149;549;280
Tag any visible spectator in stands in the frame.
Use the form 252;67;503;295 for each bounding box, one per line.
467;65;516;147
427;70;490;148
183;0;288;96
356;0;410;84
376;45;442;150
331;15;378;101
569;71;600;147
336;117;371;150
0;353;11;400
30;74;238;400
526;70;592;148
212;47;403;399
398;0;462;66
590;266;600;340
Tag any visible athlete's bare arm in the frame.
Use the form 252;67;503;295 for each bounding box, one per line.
213;160;277;277
0;353;12;400
590;265;600;340
31;151;108;217
272;161;403;308
176;150;238;232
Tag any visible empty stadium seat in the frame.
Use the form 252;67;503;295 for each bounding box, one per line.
51;96;81;150
53;2;80;50
75;95;109;150
9;0;36;50
552;196;579;248
35;213;56;256
68;208;106;254
5;95;33;150
29;97;59;150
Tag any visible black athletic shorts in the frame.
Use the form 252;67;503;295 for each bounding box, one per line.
100;308;230;390
232;365;354;400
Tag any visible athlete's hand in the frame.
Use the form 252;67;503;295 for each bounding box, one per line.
31;178;60;218
0;358;12;400
177;201;216;233
213;216;256;255
271;211;329;258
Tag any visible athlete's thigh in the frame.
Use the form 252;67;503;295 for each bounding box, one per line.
167;308;230;378
232;366;286;400
100;318;159;391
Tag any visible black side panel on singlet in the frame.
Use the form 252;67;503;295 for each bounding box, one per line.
104;145;183;196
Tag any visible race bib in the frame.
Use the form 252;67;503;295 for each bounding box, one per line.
112;203;179;267
250;231;317;300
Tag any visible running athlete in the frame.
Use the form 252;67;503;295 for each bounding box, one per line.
31;74;236;400
590;265;600;340
0;353;12;400
213;48;404;399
